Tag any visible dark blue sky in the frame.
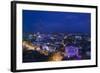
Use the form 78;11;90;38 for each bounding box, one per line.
23;10;91;34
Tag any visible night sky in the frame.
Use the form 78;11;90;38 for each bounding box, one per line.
23;10;91;34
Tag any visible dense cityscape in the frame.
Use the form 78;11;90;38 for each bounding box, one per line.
22;32;91;62
22;10;91;62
